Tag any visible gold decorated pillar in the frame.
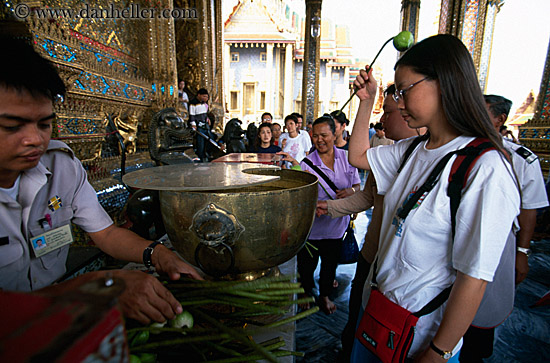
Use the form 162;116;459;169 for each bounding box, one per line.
301;0;322;125
400;0;420;44
519;36;550;176
148;0;178;109
174;0;223;121
438;0;504;91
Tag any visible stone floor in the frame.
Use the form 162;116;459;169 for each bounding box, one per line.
296;207;550;362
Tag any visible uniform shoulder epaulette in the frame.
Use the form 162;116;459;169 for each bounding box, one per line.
46;140;75;159
515;146;538;164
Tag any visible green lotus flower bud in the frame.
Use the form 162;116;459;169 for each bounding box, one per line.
169;310;194;329
393;31;414;51
130;330;150;347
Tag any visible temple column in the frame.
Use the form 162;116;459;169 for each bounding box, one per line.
214;0;224;106
519;36;550;176
477;0;504;91
224;43;231;113
301;0;322;125
266;43;274;115
284;43;294;117
400;0;420;45
438;0;504;91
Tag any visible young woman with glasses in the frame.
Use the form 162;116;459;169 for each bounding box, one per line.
347;34;520;362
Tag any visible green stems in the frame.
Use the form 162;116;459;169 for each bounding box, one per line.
335;36;394;116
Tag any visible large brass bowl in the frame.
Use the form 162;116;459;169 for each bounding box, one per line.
160;168;318;278
123;164;318;278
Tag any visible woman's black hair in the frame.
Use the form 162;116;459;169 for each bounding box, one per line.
312;114;336;134
329;110;349;126
254;122;274;150
284;114;298;126
395;34;503;152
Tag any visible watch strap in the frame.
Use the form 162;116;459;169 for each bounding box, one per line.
143;240;163;268
429;341;452;360
517;246;531;256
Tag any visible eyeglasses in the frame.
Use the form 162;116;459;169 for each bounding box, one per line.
393;77;429;103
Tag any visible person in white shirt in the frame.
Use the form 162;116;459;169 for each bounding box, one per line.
178;79;189;113
279;114;312;168
0;37;202;325
459;95;549;362
348;34;520;362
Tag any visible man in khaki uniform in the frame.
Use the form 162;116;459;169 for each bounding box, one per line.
369;122;394;148
0;37;201;324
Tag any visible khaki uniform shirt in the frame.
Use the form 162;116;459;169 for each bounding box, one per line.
370;135;394;148
326;172;384;263
0;141;113;291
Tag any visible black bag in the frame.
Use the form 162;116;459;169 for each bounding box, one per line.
302;158;360;264
340;220;359;264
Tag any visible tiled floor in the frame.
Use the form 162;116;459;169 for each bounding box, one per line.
296;207;550;362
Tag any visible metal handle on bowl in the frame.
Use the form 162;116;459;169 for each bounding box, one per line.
190;203;244;277
194;242;235;277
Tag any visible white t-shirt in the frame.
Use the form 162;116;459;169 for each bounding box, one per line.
0;175;20;201
364;135;520;357
472;138;549;327
279;132;312;166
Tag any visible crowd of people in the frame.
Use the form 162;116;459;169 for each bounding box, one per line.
2;32;548;363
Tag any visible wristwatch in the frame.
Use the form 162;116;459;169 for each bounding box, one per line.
143;240;164;268
517;246;531;257
429;341;452;360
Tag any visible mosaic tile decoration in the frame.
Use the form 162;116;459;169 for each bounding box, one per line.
439;0;450;34
461;0;480;54
478;2;497;91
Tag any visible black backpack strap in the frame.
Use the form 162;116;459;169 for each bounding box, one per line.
447;139;495;239
413;285;453;317
397;134;429;173
370;257;452;317
374;137;497;318
302;157;339;193
397;150;456;220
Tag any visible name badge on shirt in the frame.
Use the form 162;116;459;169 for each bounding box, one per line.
30;224;73;258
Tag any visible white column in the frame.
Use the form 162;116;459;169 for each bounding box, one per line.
266;43;274;115
224;43;231;123
283;43;293;117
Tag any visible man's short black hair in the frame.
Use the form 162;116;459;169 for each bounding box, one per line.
374;122;384;131
0;36;66;100
261;112;272;120
284;114;298;125
291;112;303;120
484;94;512;119
197;88;209;95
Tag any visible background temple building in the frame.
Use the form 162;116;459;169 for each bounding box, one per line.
223;0;357;125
